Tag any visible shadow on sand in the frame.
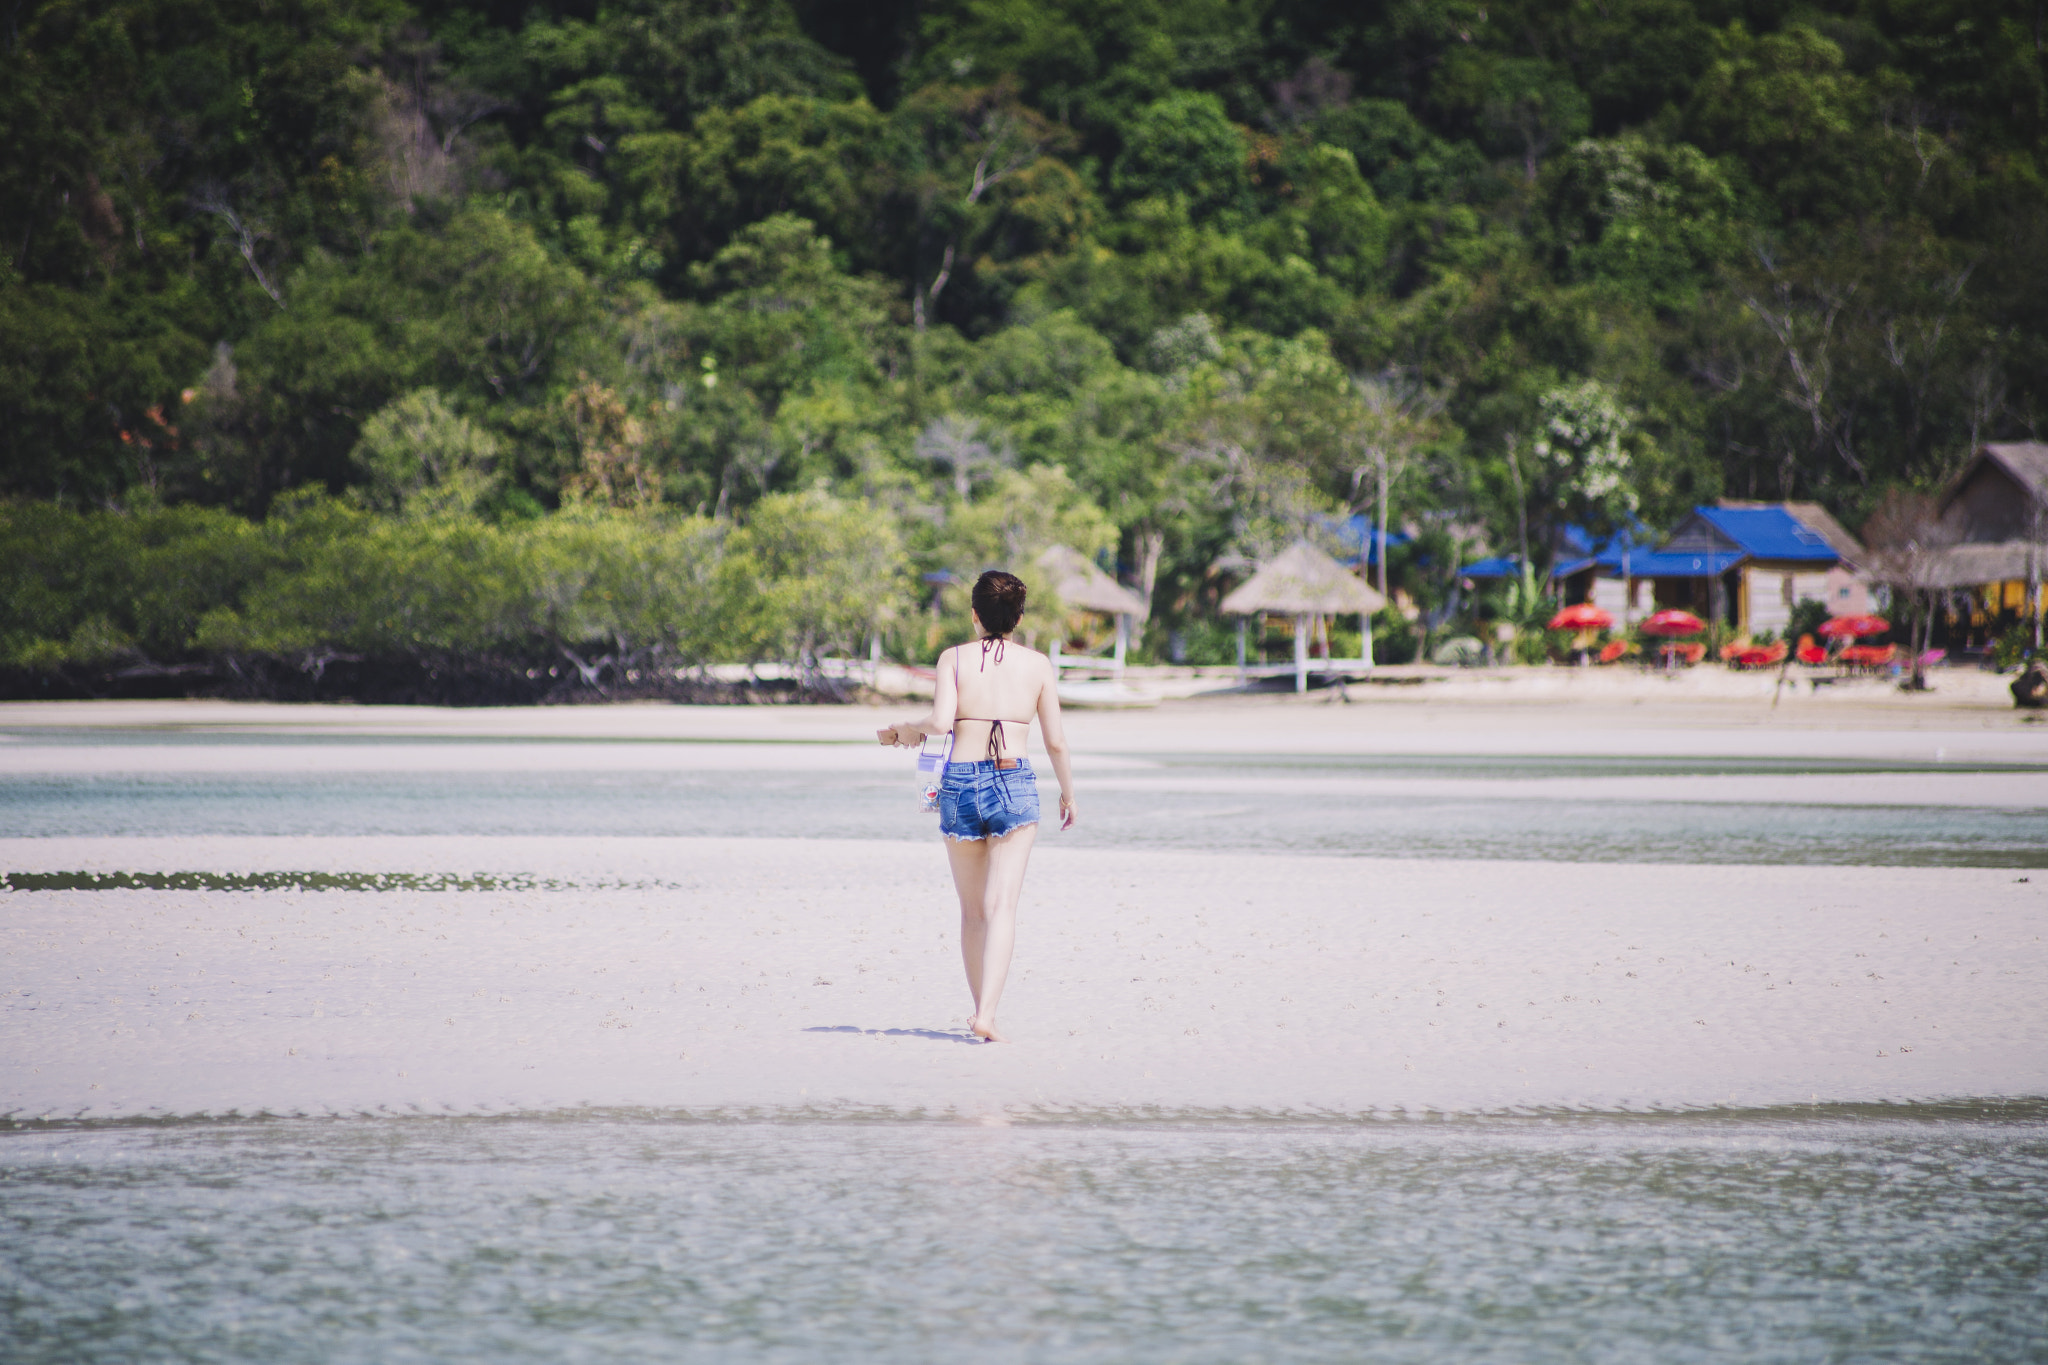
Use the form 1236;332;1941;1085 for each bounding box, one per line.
804;1024;983;1045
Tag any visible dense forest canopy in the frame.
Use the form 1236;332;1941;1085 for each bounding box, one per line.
3;0;2045;677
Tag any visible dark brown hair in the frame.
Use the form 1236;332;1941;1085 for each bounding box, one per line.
971;570;1027;637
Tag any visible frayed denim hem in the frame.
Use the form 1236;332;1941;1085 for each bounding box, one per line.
940;819;1039;843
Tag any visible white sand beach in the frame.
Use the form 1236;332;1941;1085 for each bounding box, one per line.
4;834;2042;1121
3;689;2044;1122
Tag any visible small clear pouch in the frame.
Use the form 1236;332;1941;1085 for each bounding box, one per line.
916;733;953;812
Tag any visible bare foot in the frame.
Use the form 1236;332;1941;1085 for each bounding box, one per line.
969;1015;1009;1043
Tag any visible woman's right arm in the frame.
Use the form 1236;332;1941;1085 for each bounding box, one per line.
1036;657;1077;828
877;647;958;747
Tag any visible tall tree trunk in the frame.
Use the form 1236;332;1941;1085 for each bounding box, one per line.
1506;437;1530;584
914;243;955;333
1376;452;1390;607
1129;529;1164;650
2031;511;2043;654
1913;594;1933;689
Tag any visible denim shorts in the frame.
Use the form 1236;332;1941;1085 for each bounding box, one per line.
938;759;1041;841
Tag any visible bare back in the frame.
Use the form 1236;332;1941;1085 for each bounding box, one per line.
938;638;1054;762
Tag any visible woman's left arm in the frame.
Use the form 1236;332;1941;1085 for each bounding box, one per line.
877;647;959;747
1036;656;1077;828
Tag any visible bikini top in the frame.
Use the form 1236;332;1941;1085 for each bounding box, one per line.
953;636;1034;763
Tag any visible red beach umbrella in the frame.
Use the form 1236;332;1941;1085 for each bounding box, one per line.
1640;609;1706;637
1548;603;1614;631
1818;613;1888;639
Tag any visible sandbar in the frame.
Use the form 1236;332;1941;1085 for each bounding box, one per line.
4;835;2041;1121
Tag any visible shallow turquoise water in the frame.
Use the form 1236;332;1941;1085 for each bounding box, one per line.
3;1113;2044;1364
6;755;2045;865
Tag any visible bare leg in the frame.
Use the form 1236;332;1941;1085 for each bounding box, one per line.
962;824;1038;1041
944;837;991;1015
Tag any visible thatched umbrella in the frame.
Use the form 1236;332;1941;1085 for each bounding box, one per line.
1036;544;1149;674
1219;540;1389;691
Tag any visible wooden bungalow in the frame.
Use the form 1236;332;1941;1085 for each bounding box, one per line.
1649;502;1868;636
1928;443;2048;637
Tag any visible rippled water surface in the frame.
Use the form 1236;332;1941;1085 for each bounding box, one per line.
4;1114;2045;1364
7;757;2045;865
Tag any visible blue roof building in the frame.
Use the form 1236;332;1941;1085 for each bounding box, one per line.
1459;554;1524;581
1461;523;1644;582
1460;503;1872;636
1631;502;1869;635
1317;514;1412;568
1664;505;1845;564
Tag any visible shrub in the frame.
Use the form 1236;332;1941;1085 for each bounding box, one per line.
1;492;913;691
1367;607;1418;664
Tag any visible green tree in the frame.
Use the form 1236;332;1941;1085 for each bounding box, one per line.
0;0;404;501
1111;90;1251;222
1533;137;1737;311
351;388;502;514
644;95;886;270
686;214;897;411
724;488;910;672
1532;379;1638;533
1686;23;1880;225
886;79;1086;332
1350;369;1451;604
908;0;1253;157
1282;143;1391;292
178;207;598;511
1432;53;1591;181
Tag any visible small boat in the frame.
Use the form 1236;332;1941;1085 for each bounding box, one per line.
1056;679;1160;709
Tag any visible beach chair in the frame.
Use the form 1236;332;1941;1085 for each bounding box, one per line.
1795;635;1827;666
1597;639;1629;664
1734;641;1788;669
1840;644;1897;673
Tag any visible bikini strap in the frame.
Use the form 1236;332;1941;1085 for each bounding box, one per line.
955;638;1021;763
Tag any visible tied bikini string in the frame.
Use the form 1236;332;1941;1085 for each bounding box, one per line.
978;635;1006;761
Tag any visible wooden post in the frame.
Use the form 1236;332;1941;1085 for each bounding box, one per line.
1360;610;1373;668
1235;617;1247;686
1114;613;1128;675
2030;517;2042;653
1621;546;1632;632
1376;461;1391;608
1294;613;1309;693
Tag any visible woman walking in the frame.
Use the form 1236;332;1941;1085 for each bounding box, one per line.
877;570;1077;1042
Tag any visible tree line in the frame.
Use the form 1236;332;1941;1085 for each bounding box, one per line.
3;0;2042;690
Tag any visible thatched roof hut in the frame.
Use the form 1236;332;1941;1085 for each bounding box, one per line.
1217;539;1389;691
1035;544;1149;616
1219;540;1388;617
